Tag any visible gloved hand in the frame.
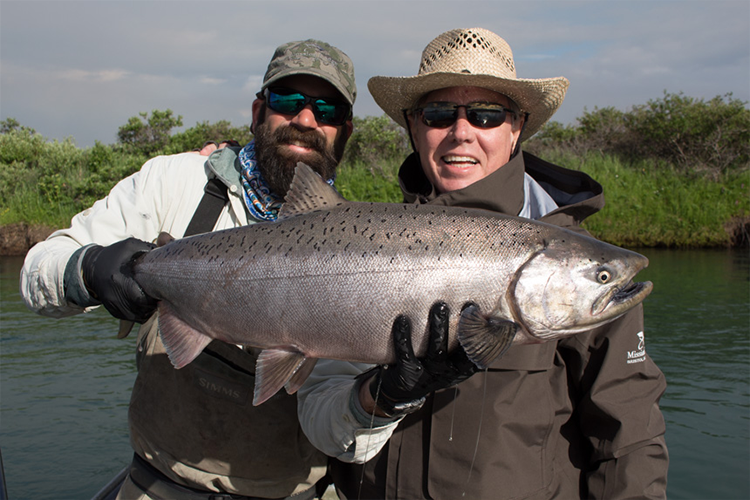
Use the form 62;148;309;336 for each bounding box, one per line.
81;238;157;323
368;302;480;417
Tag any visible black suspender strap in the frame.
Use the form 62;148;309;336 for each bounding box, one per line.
183;178;230;237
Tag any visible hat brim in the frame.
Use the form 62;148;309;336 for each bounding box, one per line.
368;72;569;140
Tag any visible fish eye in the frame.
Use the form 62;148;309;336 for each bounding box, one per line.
597;269;612;284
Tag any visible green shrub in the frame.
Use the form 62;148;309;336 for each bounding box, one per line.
527;92;749;178
336;158;402;203
341;115;410;175
0;125;45;205
626;92;749;177
74;143;145;209
117;109;184;156
2;95;747;247
165;120;253;155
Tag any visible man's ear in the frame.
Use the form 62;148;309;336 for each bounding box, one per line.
509;114;526;157
406;113;420;151
344;119;354;139
251;98;264;134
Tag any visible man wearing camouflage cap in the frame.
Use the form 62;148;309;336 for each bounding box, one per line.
21;39;356;500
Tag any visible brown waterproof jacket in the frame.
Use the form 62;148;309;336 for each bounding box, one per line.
330;152;668;499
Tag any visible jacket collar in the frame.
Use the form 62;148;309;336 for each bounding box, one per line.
398;152;526;215
206;145;244;192
398;150;605;228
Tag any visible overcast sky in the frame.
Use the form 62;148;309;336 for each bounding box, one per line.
1;0;748;147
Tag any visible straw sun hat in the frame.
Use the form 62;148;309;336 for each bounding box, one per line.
368;28;569;141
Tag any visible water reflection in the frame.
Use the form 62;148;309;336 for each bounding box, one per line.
1;256;134;499
637;248;749;500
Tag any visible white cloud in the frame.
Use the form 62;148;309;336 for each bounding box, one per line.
243;75;265;93
199;77;228;85
58;68;132;83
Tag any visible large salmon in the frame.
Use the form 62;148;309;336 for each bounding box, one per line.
133;164;652;405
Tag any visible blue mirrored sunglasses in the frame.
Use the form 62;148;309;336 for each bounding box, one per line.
261;88;351;126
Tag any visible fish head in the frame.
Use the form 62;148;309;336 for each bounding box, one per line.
509;235;653;341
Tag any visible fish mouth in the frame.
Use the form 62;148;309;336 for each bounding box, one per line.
592;280;653;316
614;280;650;302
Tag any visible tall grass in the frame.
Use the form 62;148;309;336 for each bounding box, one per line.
546;152;749;247
336;158;402;203
335;152;749;248
0;183;79;229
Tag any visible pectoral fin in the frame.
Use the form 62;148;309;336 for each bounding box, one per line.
118;320;135;339
457;305;518;369
254;348;312;406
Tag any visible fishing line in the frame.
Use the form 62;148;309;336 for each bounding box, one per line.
448;385;459;441
358;374;384;500
461;367;489;497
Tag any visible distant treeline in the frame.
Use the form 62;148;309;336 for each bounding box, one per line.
1;92;748;247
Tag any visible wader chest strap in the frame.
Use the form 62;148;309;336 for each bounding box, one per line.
184;178;230;237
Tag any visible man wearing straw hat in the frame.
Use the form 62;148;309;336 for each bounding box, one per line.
298;28;668;499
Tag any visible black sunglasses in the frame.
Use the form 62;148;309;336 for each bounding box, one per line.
415;101;517;129
260;88;351;126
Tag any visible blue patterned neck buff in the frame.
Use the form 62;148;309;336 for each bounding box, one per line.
239;141;282;221
238;140;337;222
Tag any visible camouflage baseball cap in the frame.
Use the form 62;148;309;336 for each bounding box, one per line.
262;39;356;105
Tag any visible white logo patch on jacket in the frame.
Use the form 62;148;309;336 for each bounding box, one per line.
627;331;647;364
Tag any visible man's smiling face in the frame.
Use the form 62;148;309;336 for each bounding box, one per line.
409;86;523;194
251;74;351;196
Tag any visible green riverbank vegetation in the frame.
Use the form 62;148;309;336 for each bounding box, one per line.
1;92;748;247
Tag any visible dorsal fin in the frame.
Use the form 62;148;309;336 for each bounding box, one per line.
278;162;347;220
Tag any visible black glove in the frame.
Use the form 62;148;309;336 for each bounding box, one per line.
369;302;480;417
81;238;157;323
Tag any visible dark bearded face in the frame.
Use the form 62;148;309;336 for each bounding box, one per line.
253;105;347;197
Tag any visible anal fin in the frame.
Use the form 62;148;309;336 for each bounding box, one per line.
285;357;318;395
254;347;309;406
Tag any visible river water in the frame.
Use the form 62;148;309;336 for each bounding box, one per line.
1;248;748;499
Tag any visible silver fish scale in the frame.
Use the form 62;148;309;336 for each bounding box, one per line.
134;201;551;364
